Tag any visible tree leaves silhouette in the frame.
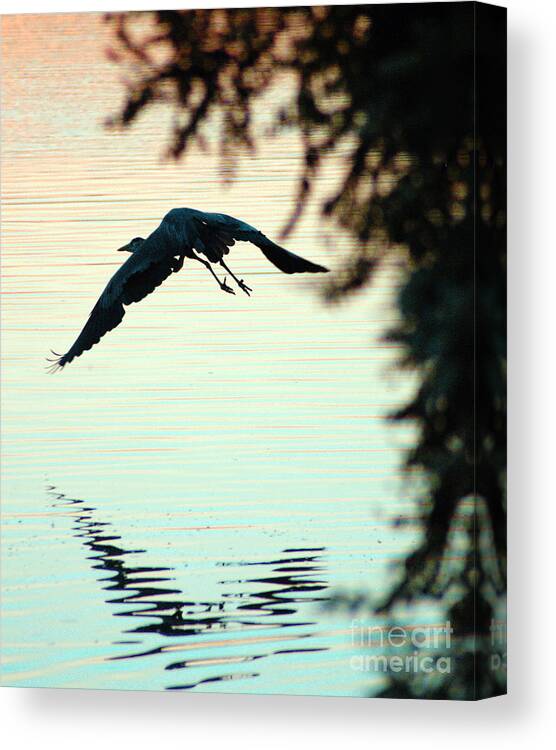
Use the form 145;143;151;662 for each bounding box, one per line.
106;3;506;699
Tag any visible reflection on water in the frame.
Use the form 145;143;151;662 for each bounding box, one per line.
48;485;328;691
1;12;417;696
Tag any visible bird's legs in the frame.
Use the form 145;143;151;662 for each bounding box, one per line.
219;259;252;296
172;254;185;272
190;253;235;294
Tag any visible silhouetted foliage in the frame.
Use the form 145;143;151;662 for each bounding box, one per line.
106;2;506;699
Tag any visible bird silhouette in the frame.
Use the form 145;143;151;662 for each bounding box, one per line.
47;208;328;371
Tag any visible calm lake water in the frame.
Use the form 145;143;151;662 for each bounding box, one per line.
1;13;421;696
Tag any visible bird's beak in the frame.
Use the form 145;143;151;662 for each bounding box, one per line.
117;242;131;252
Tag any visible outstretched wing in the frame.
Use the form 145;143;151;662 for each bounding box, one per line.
200;212;329;274
48;229;178;370
250;236;329;274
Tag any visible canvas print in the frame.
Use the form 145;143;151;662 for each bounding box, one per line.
0;3;506;699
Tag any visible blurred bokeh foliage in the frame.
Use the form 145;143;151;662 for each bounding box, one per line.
106;3;506;699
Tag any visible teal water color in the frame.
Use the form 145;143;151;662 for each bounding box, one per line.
1;13;420;695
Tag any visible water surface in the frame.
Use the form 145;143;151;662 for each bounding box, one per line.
1;12;419;695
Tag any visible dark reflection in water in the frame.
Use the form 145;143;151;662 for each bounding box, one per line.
48;486;329;690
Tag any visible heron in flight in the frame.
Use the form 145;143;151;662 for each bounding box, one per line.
47;208;328;371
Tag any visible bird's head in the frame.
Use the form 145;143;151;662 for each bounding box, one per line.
117;237;145;253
